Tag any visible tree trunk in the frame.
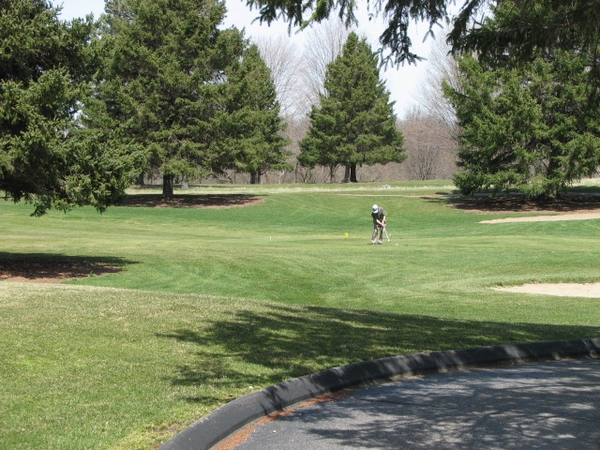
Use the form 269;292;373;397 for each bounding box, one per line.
343;165;350;183
162;174;174;199
250;171;261;184
350;163;358;182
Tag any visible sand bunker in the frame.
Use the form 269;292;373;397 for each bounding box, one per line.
472;203;600;296
494;283;600;298
484;211;600;296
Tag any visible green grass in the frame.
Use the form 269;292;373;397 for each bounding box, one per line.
1;181;600;449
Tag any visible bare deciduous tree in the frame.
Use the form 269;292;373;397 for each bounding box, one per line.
253;35;305;119
399;108;457;180
413;29;461;139
299;18;352;112
253;17;351;119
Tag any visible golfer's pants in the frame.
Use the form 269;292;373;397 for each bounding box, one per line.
372;225;383;241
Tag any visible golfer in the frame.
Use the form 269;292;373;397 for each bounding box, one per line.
371;204;387;244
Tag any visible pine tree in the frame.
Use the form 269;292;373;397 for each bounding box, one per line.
299;32;404;183
89;0;246;198
0;0;139;215
444;50;600;198
216;44;291;184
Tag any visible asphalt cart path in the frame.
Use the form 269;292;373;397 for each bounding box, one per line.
233;359;600;450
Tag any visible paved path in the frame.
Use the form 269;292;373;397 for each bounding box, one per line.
234;359;600;450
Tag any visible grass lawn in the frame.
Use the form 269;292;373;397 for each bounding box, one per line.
1;181;599;449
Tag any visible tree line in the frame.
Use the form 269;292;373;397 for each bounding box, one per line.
253;0;600;198
2;0;600;215
1;0;404;215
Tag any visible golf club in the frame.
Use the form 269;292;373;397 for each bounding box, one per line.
382;226;391;242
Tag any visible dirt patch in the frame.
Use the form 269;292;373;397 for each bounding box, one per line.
212;389;354;450
119;194;265;209
494;283;600;298
0;258;121;284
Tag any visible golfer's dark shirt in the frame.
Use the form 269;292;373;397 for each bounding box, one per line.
372;208;387;224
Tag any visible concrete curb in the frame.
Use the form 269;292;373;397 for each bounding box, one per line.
159;337;600;450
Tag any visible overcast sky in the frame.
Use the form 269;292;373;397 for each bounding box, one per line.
56;0;434;118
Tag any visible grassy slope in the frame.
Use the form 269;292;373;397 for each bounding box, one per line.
1;182;599;449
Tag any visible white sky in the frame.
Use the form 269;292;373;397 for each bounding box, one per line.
55;0;434;118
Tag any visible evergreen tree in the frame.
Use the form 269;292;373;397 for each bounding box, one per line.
451;0;600;80
299;33;404;182
0;0;139;215
216;44;291;184
89;0;245;198
444;50;600;198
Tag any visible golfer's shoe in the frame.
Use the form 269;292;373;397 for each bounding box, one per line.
371;240;376;244
378;240;383;244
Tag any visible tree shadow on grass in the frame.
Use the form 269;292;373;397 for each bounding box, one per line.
159;304;600;403
119;194;265;209
0;252;133;282
435;193;600;213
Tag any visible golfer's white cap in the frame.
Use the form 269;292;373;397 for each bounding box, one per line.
372;204;379;213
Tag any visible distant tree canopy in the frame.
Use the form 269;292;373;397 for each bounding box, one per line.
299;33;404;182
0;0;140;215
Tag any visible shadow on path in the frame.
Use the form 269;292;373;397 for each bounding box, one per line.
235;359;600;450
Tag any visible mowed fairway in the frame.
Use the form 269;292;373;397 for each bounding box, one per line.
1;182;600;449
